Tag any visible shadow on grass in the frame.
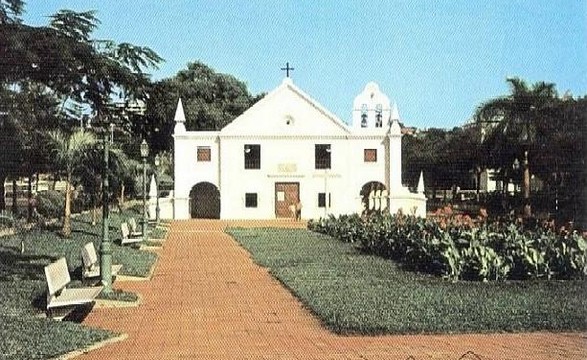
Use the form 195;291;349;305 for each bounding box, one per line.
62;303;94;322
0;250;57;281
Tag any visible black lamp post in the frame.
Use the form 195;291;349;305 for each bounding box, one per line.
140;140;149;241
99;134;112;293
154;154;161;225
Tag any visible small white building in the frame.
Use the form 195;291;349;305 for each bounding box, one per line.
170;78;425;220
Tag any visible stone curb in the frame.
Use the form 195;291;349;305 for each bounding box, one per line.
55;333;128;360
94;294;142;308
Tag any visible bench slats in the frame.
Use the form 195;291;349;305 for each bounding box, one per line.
45;258;71;297
81;242;123;279
83;264;123;279
47;286;104;309
128;217;143;236
121;222;143;245
44;257;104;319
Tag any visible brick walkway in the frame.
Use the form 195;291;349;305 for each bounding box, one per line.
78;220;586;360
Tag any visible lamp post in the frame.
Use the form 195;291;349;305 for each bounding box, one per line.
140;140;149;241
512;158;520;195
109;123;115;143
99;134;112;294
154;155;161;225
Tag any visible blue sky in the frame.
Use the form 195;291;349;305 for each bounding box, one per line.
23;0;587;129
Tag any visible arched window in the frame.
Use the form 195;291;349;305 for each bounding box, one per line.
375;104;383;128
361;104;368;128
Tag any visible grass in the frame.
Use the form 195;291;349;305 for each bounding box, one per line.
0;206;162;360
227;227;587;335
0;315;113;360
97;288;139;302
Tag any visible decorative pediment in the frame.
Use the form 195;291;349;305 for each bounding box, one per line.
220;79;350;137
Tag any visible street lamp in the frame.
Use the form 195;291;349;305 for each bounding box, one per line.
99;134;112;294
140;140;149;241
154;155;161;225
109;123;115;143
512;158;520;195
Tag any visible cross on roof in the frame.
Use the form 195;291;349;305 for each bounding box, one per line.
281;62;294;77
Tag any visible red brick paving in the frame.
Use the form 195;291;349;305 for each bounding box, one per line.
77;220;586;359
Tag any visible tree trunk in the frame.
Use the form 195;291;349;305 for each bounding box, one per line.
92;192;97;225
27;175;32;222
63;175;72;237
523;150;532;218
0;172;6;211
120;184;125;206
12;178;17;215
475;169;482;202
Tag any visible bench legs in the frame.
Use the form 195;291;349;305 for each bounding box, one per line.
47;303;95;321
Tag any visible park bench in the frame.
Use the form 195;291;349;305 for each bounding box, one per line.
81;242;123;282
128;217;143;236
120;222;143;245
44;257;103;320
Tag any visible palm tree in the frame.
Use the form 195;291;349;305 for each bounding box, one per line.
475;77;558;218
46;129;97;236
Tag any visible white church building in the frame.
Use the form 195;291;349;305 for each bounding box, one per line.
169;78;426;220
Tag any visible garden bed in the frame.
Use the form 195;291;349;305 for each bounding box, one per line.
227;227;586;335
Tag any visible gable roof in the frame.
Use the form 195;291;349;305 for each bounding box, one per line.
220;78;351;137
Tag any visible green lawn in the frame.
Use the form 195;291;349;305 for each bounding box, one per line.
227;227;587;335
0;208;163;359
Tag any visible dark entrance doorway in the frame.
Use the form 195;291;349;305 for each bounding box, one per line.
275;182;299;218
190;182;220;219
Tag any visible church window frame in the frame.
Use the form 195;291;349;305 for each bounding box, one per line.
197;146;211;162
360;104;368;128
318;192;331;208
244;144;261;169
364;149;377;163
315;144;331;169
245;193;258;208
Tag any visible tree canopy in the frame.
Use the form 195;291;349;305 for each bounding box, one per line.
142;61;261;153
0;1;162;212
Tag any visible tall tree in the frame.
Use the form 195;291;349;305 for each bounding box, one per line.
0;4;162;211
0;83;60;212
46;129;97;236
143;61;260;153
474;77;558;217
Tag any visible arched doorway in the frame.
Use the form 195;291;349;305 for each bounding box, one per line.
360;181;387;214
189;182;220;219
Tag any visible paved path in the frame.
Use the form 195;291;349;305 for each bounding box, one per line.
78;220;586;360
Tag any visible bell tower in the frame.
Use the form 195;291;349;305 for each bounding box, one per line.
351;82;391;131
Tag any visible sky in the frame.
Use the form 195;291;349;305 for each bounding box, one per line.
22;0;587;129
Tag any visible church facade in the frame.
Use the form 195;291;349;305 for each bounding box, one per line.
171;78;426;220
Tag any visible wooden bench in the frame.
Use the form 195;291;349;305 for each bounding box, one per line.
44;257;103;320
120;222;143;245
81;242;123;282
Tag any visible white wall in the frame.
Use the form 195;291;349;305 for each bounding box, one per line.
171;79;426;220
217;136;389;219
173;132;219;219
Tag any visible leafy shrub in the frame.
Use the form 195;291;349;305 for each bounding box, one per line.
308;211;587;282
35;190;64;219
0;213;15;230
